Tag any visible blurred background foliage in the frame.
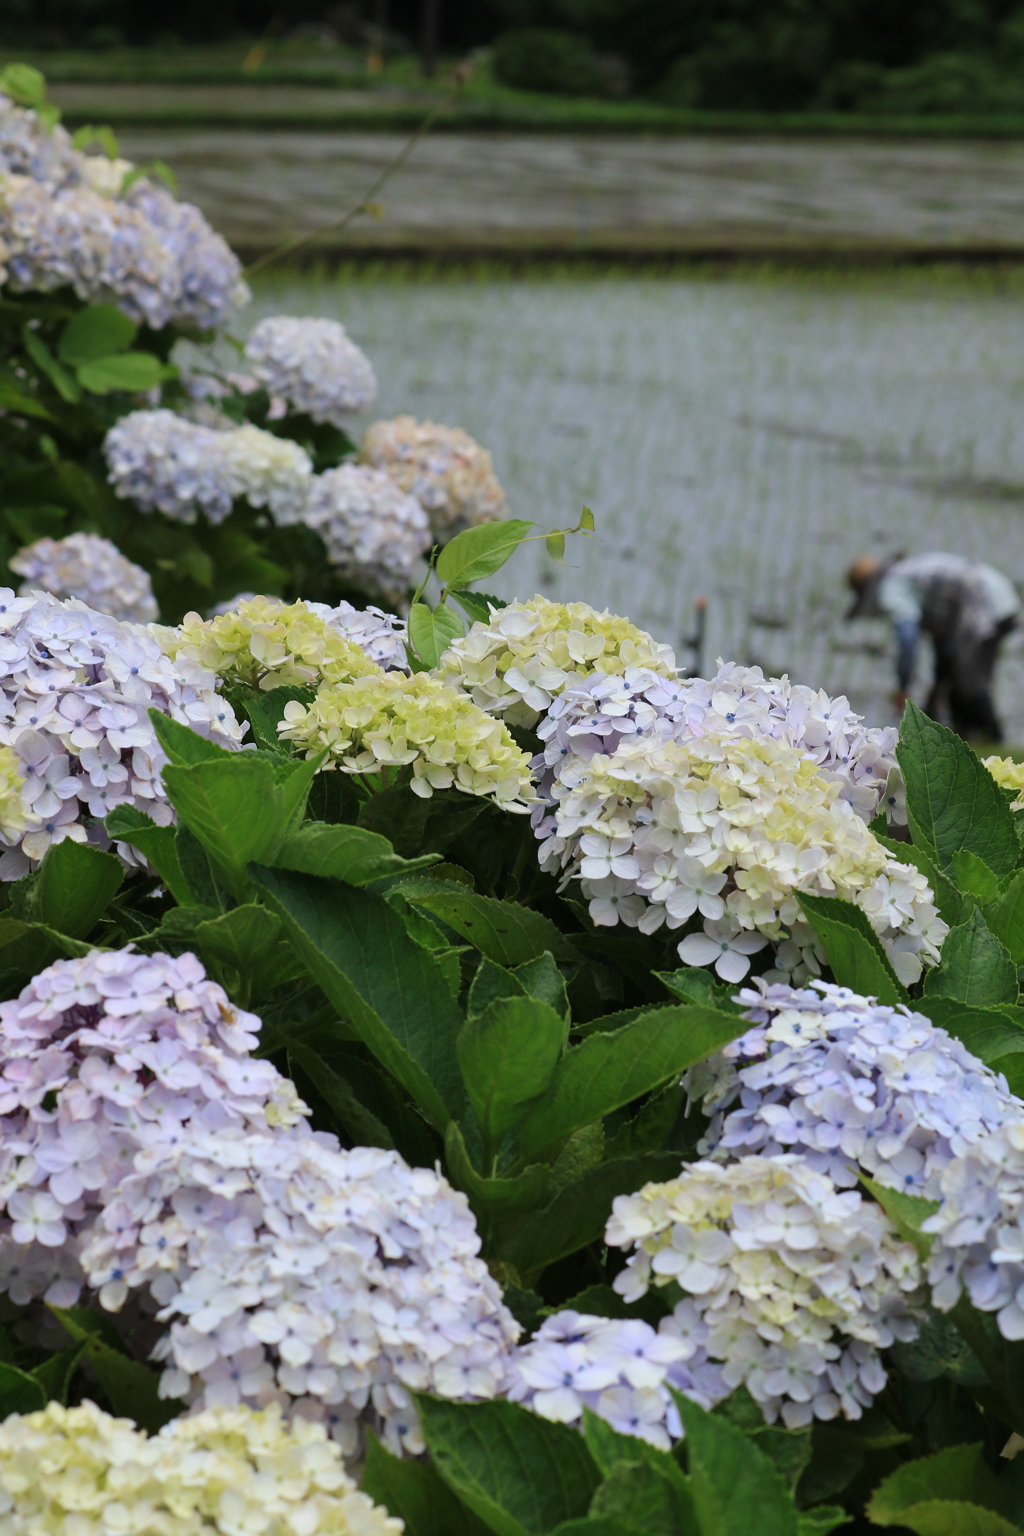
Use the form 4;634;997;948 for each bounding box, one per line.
6;0;1024;111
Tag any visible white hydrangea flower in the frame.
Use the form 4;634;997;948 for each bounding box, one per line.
218;423;313;526
78;152;134;197
0;1399;402;1536
507;1308;727;1448
303;464;430;606
984;754;1024;809
541;727;945;986
11;533;158;624
0;95;247;328
687;979;1023;1197
245;315;377;425
0;947;521;1459
606;1154;924;1429
439;597;678;728
103;411;313;527
534;660;900;829
0;587;243;877
361;415;505;540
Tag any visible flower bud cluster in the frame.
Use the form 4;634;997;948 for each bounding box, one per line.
303;465;430;607
11;533;158;624
540;728;944;986
0;588;243;877
606;1154;924;1428
0;949;520;1457
0;1399;402;1536
245;316;377;425
983;754;1024;809
361;415;506;540
439;597;677;728
0;96;247;328
103;411;313;527
688;980;1021;1197
507;1307;727;1448
280;669;535;809
156;595;379;693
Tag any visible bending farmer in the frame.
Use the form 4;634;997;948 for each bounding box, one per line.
846;552;1019;741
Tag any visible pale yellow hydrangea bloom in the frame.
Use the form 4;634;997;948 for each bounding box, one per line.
361;415;505;540
549;729;945;984
984;754;1024;808
0;746;32;844
0;1400;402;1536
280;670;535;809
439;596;678;726
584;732;890;929
154;596;378;693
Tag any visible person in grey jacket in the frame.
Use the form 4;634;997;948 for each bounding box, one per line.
846;552;1019;741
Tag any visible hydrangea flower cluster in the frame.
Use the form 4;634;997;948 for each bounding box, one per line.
303;465;431;607
534;661;901;829
103;410;313;527
0;588;243;877
0;949;520;1455
920;1121;1024;1337
687;980;1022;1196
439;597;678;728
507;1307;727;1448
0;1400;401;1536
280;670;535;808
539;727;944;985
0;95;247;329
606;1154;924;1428
10;533;158;624
361;415;506;540
156;596;379;693
983;753;1024;809
245;316;377;426
317;600;408;672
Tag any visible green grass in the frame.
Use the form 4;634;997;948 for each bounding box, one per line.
18;47;1024;135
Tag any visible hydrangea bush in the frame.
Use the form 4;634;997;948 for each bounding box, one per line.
3;65;1024;1536
0;513;1019;1536
0;73;505;628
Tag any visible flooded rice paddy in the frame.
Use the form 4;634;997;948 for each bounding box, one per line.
248;267;1024;737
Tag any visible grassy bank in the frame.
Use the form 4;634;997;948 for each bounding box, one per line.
20;50;1024;135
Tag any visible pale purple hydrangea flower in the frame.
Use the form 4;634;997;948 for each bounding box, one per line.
0;948;520;1459
0;587;243;876
507;1307;727;1447
245;316;377;426
103;411;312;527
11;533;158;624
303;465;430;608
0;93;247;328
687;979;1023;1197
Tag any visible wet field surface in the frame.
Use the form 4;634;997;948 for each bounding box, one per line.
246;268;1024;737
111;124;1024;253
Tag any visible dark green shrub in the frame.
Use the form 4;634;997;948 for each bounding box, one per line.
492;27;608;96
858;50;1024;112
